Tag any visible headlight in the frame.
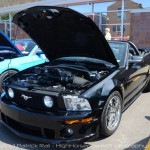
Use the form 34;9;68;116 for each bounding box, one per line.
8;88;14;98
63;95;91;111
43;96;53;108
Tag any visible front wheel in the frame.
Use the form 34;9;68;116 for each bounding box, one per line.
99;91;122;137
145;80;150;92
0;70;18;93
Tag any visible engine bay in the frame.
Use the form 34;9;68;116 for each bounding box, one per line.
8;64;110;94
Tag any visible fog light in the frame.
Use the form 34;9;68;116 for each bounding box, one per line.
43;96;53;108
60;128;74;138
8;88;14;98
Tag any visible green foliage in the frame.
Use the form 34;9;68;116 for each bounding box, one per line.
1;14;9;20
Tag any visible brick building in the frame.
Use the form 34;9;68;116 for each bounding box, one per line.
0;0;43;39
130;9;150;48
107;0;142;39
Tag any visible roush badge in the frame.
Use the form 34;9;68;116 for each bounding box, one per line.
21;94;32;101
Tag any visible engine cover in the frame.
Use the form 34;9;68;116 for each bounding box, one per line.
44;68;74;84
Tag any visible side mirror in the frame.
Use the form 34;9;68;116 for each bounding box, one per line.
36;50;43;55
129;56;143;64
0;57;5;61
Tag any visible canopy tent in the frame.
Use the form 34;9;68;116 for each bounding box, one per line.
0;0;114;14
0;0;125;40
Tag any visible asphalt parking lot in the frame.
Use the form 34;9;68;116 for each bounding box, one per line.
0;92;150;150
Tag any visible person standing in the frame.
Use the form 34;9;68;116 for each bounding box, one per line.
105;28;111;40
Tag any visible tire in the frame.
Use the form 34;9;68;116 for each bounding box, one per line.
145;81;150;92
0;70;18;93
99;91;122;137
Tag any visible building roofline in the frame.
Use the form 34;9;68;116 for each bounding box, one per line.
131;8;150;13
0;0;114;15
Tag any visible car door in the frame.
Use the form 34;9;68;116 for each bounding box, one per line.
9;55;35;71
0;31;22;74
9;46;48;72
123;44;149;103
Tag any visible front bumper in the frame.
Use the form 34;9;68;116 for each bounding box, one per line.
0;97;101;144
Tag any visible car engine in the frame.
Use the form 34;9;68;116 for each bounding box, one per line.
9;64;109;94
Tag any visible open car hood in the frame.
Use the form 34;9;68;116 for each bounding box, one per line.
0;30;22;55
13;6;118;66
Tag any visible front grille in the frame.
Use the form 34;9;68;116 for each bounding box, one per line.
1;112;55;139
7;88;58;111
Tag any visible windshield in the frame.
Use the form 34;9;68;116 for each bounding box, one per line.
14;39;36;55
108;42;127;66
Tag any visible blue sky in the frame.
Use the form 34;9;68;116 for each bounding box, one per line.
69;0;150;13
133;0;150;8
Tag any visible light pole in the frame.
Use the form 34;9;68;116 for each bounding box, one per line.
9;13;12;39
121;0;125;40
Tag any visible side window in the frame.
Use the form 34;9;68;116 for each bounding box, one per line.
36;48;43;55
129;46;136;56
128;44;141;60
129;45;139;56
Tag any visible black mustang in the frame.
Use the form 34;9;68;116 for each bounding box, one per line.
1;6;150;144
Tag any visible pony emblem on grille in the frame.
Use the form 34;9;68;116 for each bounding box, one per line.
21;94;32;101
